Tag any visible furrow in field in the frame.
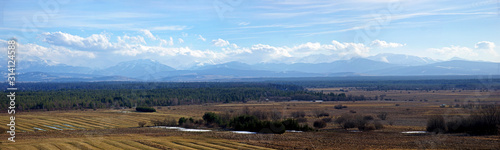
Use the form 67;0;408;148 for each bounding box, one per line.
53;143;80;150
35;143;61;150
206;141;253;150
117;141;159;150
77;117;122;128
56;118;106;129
106;117;146;127
15;118;54;131
12;145;38;150
101;140;142;150
222;141;274;150
84;140;118;150
36;118;81;130
134;140;169;150
5;124;32;132
150;140;197;150
173;141;218;150
66;142;100;150
90;117;132;128
74;117;117;128
31;118;70;131
191;141;236;150
57;117;108;129
0;146;17;150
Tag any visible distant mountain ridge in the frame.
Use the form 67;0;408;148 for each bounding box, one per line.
99;59;176;79
6;54;500;82
367;53;438;66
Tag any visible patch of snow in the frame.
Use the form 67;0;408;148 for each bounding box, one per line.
178;128;211;132
34;127;46;131
231;131;257;134
44;125;63;130
401;131;428;134
53;125;74;130
151;126;211;132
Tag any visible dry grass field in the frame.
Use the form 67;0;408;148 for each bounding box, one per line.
1;89;499;149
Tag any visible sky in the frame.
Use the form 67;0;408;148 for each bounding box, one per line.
1;0;499;69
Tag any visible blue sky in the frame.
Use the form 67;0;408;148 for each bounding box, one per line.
1;0;499;69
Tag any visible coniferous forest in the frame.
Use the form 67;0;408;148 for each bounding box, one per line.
1;82;348;111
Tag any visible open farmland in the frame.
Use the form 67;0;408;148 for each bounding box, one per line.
1;95;499;149
1;81;499;149
0;121;499;149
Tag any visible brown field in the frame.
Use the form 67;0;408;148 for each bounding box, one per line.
1;89;499;149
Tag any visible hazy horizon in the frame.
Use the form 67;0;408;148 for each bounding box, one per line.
1;0;499;70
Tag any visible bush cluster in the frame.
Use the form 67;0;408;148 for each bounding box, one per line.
150;118;177;126
314;120;327;129
427;107;500;135
334;104;348;109
136;106;156;112
229;115;313;134
335;114;383;131
291;111;306;118
377;112;388;120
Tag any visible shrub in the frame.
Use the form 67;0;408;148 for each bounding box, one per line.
363;115;374;121
426;115;446;133
335;114;383;131
291;111;306;118
297;117;308;123
335;114;356;129
150;118;177;126
203;112;221;125
314;110;330;118
446;107;500;135
349;110;357;113
377;112;388;120
314;120;327;129
138;121;147;127
252;110;269;120
446;117;467;133
136;106;156;112
271;110;282;121
334;104;346;109
322;117;332;123
374;121;384;129
229;115;287;134
282;118;313;132
178;117;195;126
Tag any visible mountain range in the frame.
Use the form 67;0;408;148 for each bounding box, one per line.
3;53;500;82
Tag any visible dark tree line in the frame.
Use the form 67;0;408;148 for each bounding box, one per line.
1;82;350;111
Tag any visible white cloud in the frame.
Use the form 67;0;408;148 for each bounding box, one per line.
370;40;405;48
428;45;478;59
140;29;156;40
231;43;238;49
223;40;371;64
330;40;370;58
178;38;184;44
475;41;495;49
118;35;146;44
40;31;115;51
159;37;174;46
212;38;230;47
238;22;250;26
475;41;498;56
198;35;206;41
0;39;96;67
